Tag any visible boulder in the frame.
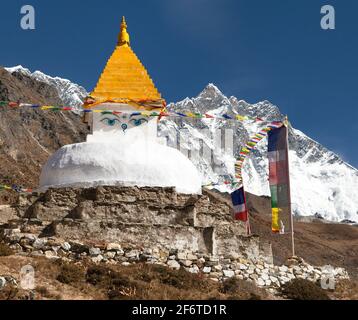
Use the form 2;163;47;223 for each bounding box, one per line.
61;242;71;251
92;255;104;263
279;265;288;272
188;265;200;274
0;277;6;289
223;270;235;278
181;260;193;267
106;243;121;251
125;250;139;259
239;264;248;270
187;253;198;261
203;267;211;273
44;250;57;259
167;260;180;270
256;278;265;287
214;265;223;272
89;247;101;257
198;257;206;264
261;273;269;281
177;252;187;260
106;252;116;259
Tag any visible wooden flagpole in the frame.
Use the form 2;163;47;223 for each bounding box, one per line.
284;116;295;257
243;184;251;236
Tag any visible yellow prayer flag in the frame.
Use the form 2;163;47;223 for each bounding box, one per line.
236;115;246;121
272;208;280;233
141;111;152;117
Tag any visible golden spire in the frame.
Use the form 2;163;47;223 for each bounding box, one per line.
118;16;130;47
88;16;164;108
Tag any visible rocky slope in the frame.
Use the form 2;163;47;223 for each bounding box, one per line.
0;67;88;204
5;66;87;109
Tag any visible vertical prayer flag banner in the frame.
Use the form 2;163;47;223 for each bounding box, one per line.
231;187;248;222
268;125;292;234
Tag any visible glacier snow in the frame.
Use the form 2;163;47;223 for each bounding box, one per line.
5;65;87;109
158;84;358;223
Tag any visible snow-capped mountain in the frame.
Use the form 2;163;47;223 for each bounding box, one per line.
158;84;358;223
5;66;87;109
3;66;357;222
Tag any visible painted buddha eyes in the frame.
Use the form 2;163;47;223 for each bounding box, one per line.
130;118;148;126
100;117;120;126
100;115;148;128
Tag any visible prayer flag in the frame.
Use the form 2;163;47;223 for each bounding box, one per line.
231;187;248;222
268;125;291;234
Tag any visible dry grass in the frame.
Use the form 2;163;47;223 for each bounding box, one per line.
1;256;235;300
56;262;86;285
329;279;358;300
0;243;13;257
0;256;99;300
1;254;355;300
0;284;19;300
35;286;62;300
280;279;330;300
84;263;219;300
220;277;269;300
88;263;279;300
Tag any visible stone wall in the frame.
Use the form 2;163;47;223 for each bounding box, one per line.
0;230;349;291
12;186;272;262
0;186;351;291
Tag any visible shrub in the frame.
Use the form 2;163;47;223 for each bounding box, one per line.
86;265;131;288
57;263;85;285
220;277;266;300
108;286;137;300
36;286;50;296
0;243;13;257
86;265;138;300
36;286;62;300
280;279;330;300
153;266;207;290
86;265;115;286
0;284;18;300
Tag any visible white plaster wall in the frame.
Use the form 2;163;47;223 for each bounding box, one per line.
87;103;159;143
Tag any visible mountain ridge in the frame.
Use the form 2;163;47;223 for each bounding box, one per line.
160;83;358;223
0;66;357;222
0;66;89;204
4;65;87;109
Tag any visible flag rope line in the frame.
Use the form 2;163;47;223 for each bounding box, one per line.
0;101;283;194
0;100;280;123
0;122;284;194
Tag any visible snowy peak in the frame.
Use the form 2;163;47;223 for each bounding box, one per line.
5;65;88;108
5;65;32;76
159;84;358;223
168;83;232;114
197;83;226;100
170;84;282;121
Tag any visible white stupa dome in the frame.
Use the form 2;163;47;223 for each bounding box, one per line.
39;138;202;194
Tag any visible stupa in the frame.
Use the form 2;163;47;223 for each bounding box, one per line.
39;17;201;194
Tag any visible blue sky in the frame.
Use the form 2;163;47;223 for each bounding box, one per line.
1;0;357;167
